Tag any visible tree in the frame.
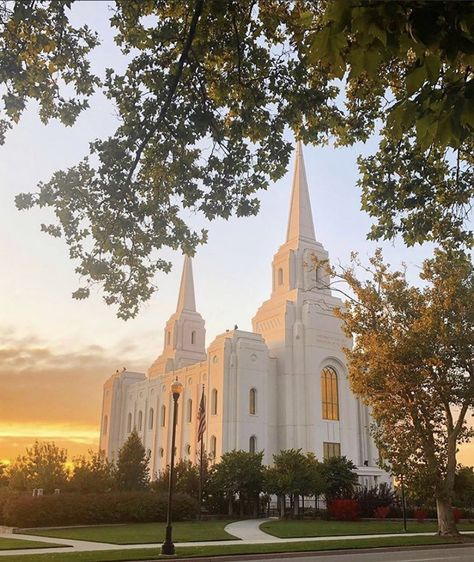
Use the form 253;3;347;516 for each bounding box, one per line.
319;456;359;501
115;429;150;491
454;465;474;509
70;450;116;493
264;449;323;518
331;248;474;536
0;1;470;317
210;450;264;516
0;462;9;488
8;441;68;494
152;458;201;500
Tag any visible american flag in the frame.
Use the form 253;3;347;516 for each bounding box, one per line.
197;386;206;442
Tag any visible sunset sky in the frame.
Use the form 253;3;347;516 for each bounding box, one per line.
0;1;472;466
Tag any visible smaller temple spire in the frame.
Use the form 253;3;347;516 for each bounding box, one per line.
286;142;316;243
176;255;196;313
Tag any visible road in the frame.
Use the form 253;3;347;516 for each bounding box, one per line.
167;545;474;562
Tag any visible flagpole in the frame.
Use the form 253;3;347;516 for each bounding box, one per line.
197;383;205;520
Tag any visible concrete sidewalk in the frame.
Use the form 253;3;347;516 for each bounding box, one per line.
1;520;472;558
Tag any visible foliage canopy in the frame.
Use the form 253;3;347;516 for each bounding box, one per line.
1;1;472;317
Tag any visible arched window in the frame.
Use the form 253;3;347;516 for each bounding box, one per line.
321;366;339;420
127;413;132;433
185;443;191;456
137;410;143;431
159;447;164;458
211;388;218;415
191;330;196;344
149;408;154;430
249;388;257;415
278;268;283;285
102;415;108;435
249;435;257;453
167;331;171;345
187;399;193;423
161;405;166;427
210;435;217;459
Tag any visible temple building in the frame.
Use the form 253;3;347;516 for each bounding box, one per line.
99;144;389;488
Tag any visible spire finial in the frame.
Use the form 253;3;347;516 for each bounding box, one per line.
176;255;196;313
286;142;316;243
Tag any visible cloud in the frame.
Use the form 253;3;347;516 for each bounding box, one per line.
0;330;151;460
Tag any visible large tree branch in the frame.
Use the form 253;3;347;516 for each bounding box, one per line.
124;0;205;187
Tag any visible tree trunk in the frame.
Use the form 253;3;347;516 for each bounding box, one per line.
279;494;285;518
293;493;299;518
436;496;459;536
228;494;233;516
239;492;244;516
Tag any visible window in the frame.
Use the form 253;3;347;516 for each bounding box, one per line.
127;413;132;433
249;388;257;415
167;331;171;345
187;399;193;423
149;408;154;430
191;330;196;344
211;388;218;415
159;447;164;458
161;405;166;427
278;267;283;285
321;366;339;420
102;416;108;435
185;443;191;456
323;442;341;460
137;410;143;431
210;435;217;459
249;435;257;453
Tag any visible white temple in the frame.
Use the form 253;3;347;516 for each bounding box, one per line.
100;144;389;488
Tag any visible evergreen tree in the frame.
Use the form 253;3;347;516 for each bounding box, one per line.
70;450;115;493
319;456;359;501
115;429;150;491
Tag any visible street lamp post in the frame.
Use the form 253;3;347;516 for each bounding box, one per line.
400;473;408;533
161;379;183;556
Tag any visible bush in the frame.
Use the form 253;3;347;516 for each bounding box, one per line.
3;491;197;528
453;508;463;523
353;484;397;517
373;505;390;519
414;508;427;522
328;499;360;521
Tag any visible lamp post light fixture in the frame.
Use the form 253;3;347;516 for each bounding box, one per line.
161;378;184;556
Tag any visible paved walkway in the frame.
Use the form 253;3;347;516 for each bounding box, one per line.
0;520;473;558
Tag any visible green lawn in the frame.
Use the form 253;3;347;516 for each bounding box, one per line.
22;520;238;544
260;519;474;538
0;535;463;561
0;537;64;551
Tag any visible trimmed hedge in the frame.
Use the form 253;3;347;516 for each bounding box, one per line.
3;491;197;528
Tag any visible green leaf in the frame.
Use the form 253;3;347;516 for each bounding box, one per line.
424;54;441;83
406;65;426;96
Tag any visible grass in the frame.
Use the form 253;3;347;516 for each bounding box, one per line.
0;534;464;561
0;537;64;551
260;518;474;538
22;520;238;544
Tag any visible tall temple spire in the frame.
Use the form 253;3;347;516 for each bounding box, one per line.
286;142;316;243
176;255;196;313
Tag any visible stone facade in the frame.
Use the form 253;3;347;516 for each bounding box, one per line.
100;144;389;487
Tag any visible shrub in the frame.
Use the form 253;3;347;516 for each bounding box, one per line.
453;508;463;523
328;499;360;521
353;484;397;517
3;491;197;528
414;508;427;522
373;505;390;519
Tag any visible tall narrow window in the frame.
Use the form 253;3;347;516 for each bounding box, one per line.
167;331;171;345
249;435;257;453
187;399;192;423
191;330;196;344
211;388;218;415
278;267;283;286
149;408;154;430
323;442;341;459
103;416;108;435
249;388;257;415
210;435;217;459
321;366;339;420
161;405;166;427
127;413;132;433
137;410;143;431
